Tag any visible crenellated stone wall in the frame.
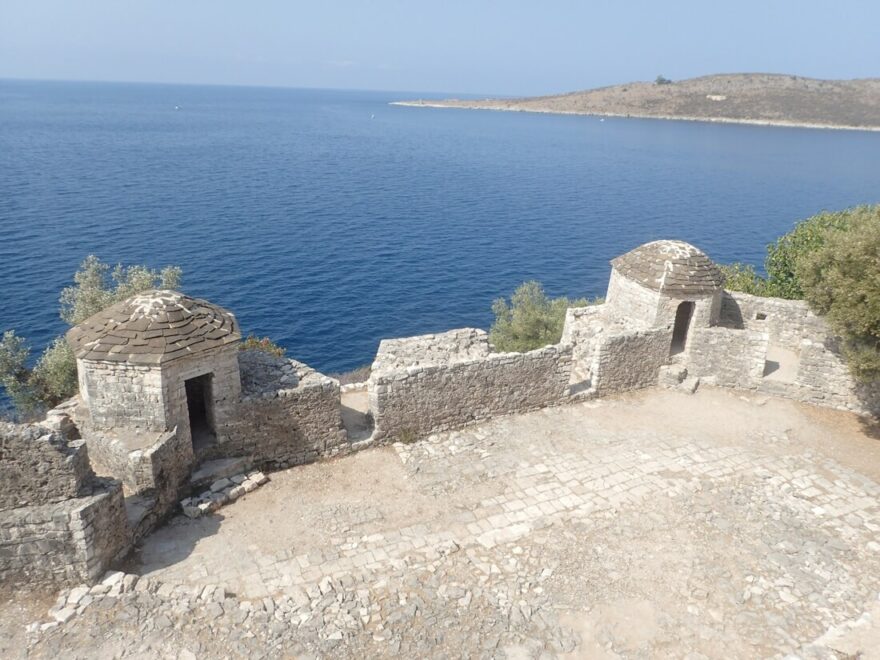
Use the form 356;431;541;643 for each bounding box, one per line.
216;351;346;469
0;421;130;588
591;328;672;395
370;343;572;441
0;422;93;509
686;327;768;389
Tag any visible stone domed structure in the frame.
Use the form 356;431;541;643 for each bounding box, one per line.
610;240;723;296
68;290;242;439
605;240;724;353
67;290;240;365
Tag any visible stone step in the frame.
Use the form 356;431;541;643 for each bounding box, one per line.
191;457;253;489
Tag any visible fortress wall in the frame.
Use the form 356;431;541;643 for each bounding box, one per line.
561;305;606;382
0;481;129;588
78;360;165;432
686;327;768;389
591;329;672;395
370;344;572;441
719;292;822;350
372;328;491;376
219;355;346;469
754;338;880;415
0;422;92;510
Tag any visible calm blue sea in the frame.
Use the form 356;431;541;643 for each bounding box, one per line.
2;79;880;379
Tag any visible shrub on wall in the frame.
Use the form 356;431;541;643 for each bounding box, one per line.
0;256;183;417
240;334;287;357
490;281;591;353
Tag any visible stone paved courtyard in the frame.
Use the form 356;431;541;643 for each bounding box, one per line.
6;386;880;658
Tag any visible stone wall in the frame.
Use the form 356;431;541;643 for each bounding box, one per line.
561;305;606;384
370;343;572;441
0;422;92;509
591;328;672;395
719;292;820;351
756;338;880;414
0;481;129;588
216;352;346;469
686;327;768;389
372;328;491;377
77;360;165;431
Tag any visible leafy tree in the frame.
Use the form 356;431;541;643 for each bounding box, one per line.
655;75;672;85
796;206;880;382
717;263;766;296
60;255;182;325
1;256;183;416
0;331;38;414
721;206;874;300
490;281;590;353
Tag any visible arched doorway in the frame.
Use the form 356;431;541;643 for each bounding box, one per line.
670;301;695;355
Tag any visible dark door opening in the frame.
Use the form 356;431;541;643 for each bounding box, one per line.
670;301;695;355
185;373;215;453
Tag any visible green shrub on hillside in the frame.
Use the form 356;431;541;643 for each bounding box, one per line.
490;281;591;353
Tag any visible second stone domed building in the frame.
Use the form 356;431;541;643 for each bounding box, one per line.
604;240;724;353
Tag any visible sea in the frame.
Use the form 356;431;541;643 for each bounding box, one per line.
2;79;879;381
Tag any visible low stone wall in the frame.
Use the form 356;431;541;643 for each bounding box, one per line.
686;327;768;389
561;305;606;383
85;429;192;497
591;329;672;395
719;292;823;351
755;338;880;414
217;352;346;469
370;344;572;441
372;328;491;377
0;422;93;510
0;480;129;588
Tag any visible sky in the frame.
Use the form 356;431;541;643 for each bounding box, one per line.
1;1;878;96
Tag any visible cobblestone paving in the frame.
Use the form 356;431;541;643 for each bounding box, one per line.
14;388;880;658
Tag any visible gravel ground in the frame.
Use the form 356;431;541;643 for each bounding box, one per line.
6;386;880;659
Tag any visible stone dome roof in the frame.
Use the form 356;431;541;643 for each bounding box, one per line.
66;290;240;365
610;240;723;295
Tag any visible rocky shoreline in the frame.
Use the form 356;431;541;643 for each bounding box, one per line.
391;100;880;133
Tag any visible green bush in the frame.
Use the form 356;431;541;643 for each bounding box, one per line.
717;262;767;296
240;334;287;357
1;256;184;416
490;281;591;353
721;206;875;300
60;255;182;325
796;206;880;382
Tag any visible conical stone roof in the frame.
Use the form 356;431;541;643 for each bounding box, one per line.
611;240;723;295
66;290;240;365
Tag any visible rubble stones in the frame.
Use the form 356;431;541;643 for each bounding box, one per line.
180;471;269;518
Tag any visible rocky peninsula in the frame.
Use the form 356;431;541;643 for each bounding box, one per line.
393;73;880;131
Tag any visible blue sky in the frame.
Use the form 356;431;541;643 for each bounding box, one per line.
1;1;877;95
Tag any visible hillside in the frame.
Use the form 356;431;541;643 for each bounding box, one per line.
394;74;880;130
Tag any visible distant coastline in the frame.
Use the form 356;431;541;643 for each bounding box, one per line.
392;73;880;133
